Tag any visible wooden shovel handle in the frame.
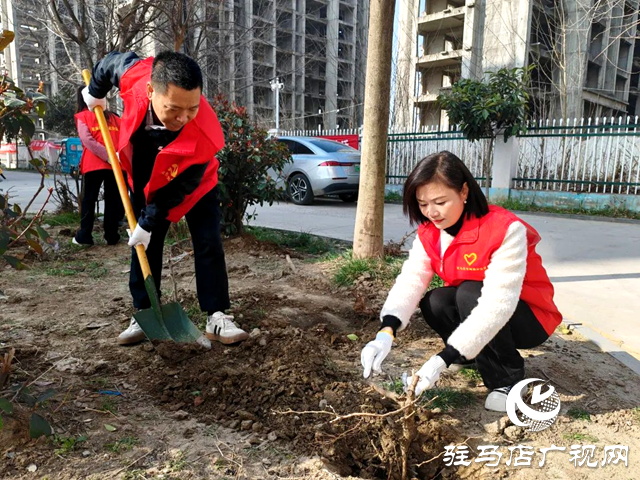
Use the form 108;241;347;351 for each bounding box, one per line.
81;69;152;279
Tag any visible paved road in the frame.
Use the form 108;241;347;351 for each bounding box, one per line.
250;198;640;372
5;172;640;371
1;170;57;212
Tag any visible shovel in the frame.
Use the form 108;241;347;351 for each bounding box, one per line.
81;69;209;348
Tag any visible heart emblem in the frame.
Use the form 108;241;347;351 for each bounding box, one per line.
464;253;477;266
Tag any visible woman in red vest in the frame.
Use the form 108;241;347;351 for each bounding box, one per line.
361;151;562;412
73;86;124;246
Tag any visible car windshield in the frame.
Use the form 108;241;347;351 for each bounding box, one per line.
307;139;358;153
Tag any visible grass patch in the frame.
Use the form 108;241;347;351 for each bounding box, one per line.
459;367;483;383
631;407;640;423
52;434;87;455
562;432;599;443
493;198;640;221
333;251;404;286
122;469;146;480
246;226;339;255
42;260;108;278
105;436;138;454
44;211;81;227
382;378;405;396
167;450;189;472
420;387;474;411
332;251;444;289
184;300;208;331
101;398;118;414
567;407;591;422
385;191;403;203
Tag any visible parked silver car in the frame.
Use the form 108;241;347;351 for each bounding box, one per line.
274;136;360;205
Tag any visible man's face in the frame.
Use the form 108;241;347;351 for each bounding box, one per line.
147;82;201;132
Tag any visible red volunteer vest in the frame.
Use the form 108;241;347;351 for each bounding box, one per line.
74;110;120;174
117;57;225;222
417;205;562;335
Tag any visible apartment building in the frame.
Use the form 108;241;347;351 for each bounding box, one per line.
196;0;369;130
0;0;55;96
2;0;369;132
396;0;640;128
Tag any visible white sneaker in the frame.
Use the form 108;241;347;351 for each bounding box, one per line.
117;317;146;345
485;384;528;412
206;312;249;344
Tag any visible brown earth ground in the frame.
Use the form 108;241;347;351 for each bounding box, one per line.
0;224;639;480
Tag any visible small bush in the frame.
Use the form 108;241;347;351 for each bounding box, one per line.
213;95;291;235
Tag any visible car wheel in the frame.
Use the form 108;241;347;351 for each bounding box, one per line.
288;173;314;205
338;193;358;203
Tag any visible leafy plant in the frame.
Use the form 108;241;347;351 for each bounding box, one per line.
52;434;87;455
105;436;138;454
1;386;57;439
437;67;533;197
212;95;291;235
0;72;52;268
43;86;77;137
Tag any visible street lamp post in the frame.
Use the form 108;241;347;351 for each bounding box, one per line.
270;77;284;134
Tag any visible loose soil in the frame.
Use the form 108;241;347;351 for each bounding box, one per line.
0;225;639;479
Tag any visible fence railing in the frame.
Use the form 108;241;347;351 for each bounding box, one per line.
278;117;640;195
516;117;640;195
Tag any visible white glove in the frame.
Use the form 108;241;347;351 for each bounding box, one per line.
127;224;151;250
82;86;107;111
361;331;393;379
405;355;447;397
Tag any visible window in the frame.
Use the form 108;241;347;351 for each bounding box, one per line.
278;139;315;154
307;139;357;153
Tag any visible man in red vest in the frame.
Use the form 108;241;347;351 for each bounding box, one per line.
82;50;248;346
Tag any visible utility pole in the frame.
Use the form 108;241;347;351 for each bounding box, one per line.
352;0;396;259
270;77;284;133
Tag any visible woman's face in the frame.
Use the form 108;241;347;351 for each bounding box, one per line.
416;181;469;230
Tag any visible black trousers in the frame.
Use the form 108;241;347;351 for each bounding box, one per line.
75;169;124;245
129;186;230;314
419;281;549;390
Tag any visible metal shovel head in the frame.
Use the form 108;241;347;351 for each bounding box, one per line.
133;276;203;343
133;303;203;343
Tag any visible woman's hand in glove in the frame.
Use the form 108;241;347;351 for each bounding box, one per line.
361;330;394;379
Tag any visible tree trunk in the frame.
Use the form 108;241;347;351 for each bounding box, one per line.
352;0;396;259
484;136;494;200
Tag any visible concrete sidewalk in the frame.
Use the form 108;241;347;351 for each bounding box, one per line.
250;199;640;374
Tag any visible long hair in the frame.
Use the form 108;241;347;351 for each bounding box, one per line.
403;151;489;226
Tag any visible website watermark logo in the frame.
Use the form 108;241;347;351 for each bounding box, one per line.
506;378;561;432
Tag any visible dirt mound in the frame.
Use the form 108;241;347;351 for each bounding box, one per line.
133;318;457;479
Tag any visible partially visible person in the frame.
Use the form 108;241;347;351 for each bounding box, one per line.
360;151;562;412
73;86;124;246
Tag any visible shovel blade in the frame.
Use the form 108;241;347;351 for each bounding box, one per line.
133;302;203;343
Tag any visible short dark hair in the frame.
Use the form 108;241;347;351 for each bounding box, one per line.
151;51;203;94
403;151;489;226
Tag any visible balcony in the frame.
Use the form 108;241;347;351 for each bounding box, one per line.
415;86;451;104
417;6;465;35
416;49;464;69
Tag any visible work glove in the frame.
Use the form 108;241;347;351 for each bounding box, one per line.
82;86;107;111
404;354;447;397
361;331;393;379
127;224;151;250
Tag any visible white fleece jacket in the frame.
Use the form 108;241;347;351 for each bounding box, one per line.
380;221;528;360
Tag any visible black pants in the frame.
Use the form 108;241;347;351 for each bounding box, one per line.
75;169;124;245
129;186;230;314
419;281;549;390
